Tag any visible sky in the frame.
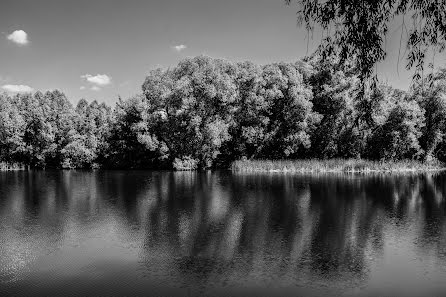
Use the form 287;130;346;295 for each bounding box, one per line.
1;0;445;106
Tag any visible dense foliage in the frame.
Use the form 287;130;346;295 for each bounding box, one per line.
1;55;446;169
286;0;446;81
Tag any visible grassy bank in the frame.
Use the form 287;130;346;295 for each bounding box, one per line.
231;159;445;173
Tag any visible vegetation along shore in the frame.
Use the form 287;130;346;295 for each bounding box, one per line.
2;55;446;170
232;159;445;173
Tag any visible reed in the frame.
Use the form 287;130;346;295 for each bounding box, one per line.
231;159;445;173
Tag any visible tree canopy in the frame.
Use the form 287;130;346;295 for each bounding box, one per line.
2;56;446;169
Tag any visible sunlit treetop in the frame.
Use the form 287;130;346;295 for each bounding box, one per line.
286;0;446;82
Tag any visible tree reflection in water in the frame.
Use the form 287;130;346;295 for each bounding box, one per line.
1;170;446;296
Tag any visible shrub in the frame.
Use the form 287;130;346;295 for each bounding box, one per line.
173;156;199;171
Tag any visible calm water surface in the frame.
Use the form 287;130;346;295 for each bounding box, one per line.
1;170;446;297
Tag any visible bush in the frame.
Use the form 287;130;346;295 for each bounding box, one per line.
60;139;96;168
173;156;199;171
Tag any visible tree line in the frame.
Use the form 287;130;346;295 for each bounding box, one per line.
1;55;446;169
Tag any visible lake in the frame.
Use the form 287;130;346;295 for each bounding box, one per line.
1;170;446;297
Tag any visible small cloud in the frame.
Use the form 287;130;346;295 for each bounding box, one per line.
80;86;86;90
7;30;29;45
81;74;111;86
1;84;34;93
172;44;187;52
91;86;101;91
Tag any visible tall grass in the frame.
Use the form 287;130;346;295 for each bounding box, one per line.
231;159;445;173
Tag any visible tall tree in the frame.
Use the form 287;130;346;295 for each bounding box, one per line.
249;62;320;159
0;93;25;162
302;55;361;158
104;95;168;168
16;93;55;167
412;68;446;161
142;56;238;168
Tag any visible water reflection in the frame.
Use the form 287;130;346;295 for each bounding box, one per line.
1;171;446;296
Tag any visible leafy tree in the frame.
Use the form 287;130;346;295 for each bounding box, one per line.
302;55;361;158
13;93;55;167
142;56;238;168
60;133;96;169
219;61;268;162
409;68;446;161
0;93;25;162
40;90;77;166
104;95;168;168
249;62;320;159
71;99;112;167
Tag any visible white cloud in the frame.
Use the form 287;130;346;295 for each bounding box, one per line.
91;86;101;91
80;86;86;90
7;30;29;45
172;44;187;52
1;84;34;93
81;74;111;86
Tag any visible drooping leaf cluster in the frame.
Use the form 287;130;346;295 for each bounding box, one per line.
286;0;446;81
